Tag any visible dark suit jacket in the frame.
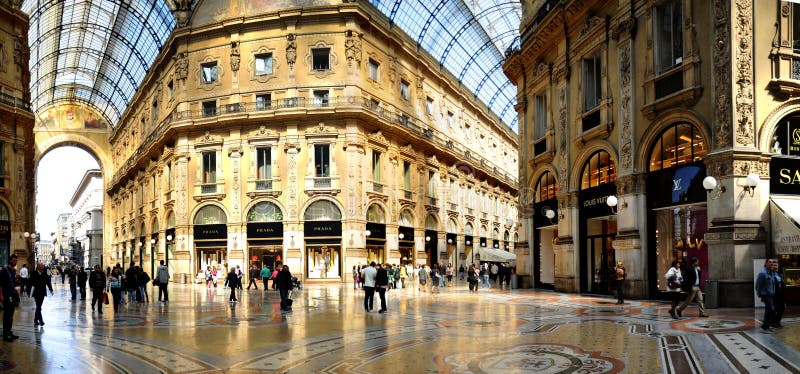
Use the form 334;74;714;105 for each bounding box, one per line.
682;266;702;292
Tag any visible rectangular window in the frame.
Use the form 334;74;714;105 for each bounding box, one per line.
314;144;330;177
152;100;158;121
426;97;434;115
202;100;216;117
449;179;455;202
794;3;800;51
654;0;683;73
256;94;271;110
167;80;174;99
313;90;329;107
256;147;272;180
582;55;602;111
534;95;547;139
447;111;455;128
152;175;157;197
255;53;273;76
400;80;409;100
166;163;172;190
372;151;381;182
368;59;379;80
403;161;411;190
428;171;436;197
202;152;216;184
201;62;218;83
312;48;330;70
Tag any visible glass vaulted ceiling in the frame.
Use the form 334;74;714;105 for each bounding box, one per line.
368;0;521;131
22;0;175;127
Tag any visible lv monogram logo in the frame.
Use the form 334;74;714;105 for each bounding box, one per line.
672;178;682;191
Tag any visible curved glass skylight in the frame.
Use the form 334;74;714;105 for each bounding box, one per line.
367;0;521;132
22;0;175;127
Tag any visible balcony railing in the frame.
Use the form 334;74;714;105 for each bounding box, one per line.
201;183;218;194
255;179;273;191
0;91;30;111
403;190;413;199
372;181;384;193
313;177;331;189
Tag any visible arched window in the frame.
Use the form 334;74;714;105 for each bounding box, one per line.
366;204;385;223
580;150;616;189
247;201;283;222
151;218;159;234
513;233;519;243
535;171;557;202
447;218;458;233
649;123;706;171
464;222;474;235
0;203;9;220
480;225;488;237
194;205;227;225
166;211;175;228
504;230;510;242
492;229;499;240
425;215;438;230
303;200;342;221
399;210;414;226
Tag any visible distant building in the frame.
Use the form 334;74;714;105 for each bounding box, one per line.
68;169;103;267
34;240;53;265
55;213;72;262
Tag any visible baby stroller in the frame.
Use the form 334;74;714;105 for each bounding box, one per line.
291;276;303;290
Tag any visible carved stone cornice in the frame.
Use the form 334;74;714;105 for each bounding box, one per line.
611;16;636;41
615;173;646;196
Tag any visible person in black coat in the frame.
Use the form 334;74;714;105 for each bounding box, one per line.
677;256;708;318
29;263;53;326
89;265;107;314
77;266;88;300
226;267;240;303
274;265;294;311
375;264;389;313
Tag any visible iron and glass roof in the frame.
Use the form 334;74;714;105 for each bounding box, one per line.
368;0;521;131
22;0;175;127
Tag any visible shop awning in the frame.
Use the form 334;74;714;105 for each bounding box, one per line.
478;247;517;262
770;197;800;255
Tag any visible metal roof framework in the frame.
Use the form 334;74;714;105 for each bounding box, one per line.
368;0;521;131
22;0;175;127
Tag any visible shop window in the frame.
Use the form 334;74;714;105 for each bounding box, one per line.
247;201;282;222
400;80;409;100
201;62;218;83
368;58;379;80
580;150;616;190
256;147;272;180
535;171;557;202
194;205;227;225
312;48;330;71
314;144;330;177
648;123;706;172
654;0;683;74
367;204;385;223
304;199;342;221
255;53;273;76
582;55;602;111
256;93;271;110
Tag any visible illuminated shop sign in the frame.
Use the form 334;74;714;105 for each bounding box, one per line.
770;156;800;195
193;224;227;240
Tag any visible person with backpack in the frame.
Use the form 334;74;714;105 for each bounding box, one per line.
138;269;151;303
155;260;170;302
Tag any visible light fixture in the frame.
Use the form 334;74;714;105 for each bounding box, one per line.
365;230;371;237
466;240;471;245
606;195;627;214
494;243;499;248
23;232;30;238
425;236;431;242
703;176;726;200
543;207;556;224
138;241;143;247
481;242;486;247
150;238;156;245
447;238;453;244
166;234;173;241
398;233;405;240
743;173;760;198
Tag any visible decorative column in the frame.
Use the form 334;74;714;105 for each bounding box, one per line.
227;143;244;268
173;148;192;280
553;74;578;293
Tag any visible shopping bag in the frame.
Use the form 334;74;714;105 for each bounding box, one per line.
103;291;109;305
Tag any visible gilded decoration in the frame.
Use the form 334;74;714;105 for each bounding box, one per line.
733;0;754;147
713;0;731;148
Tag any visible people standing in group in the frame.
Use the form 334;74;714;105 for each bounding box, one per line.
108;267;124;312
77;265;88;300
613;261;626;304
125;263;139;303
375;263;389;314
361;262;377;311
226;267;240;303
138;268;150;303
90;265;106;314
467;264;478;292
260;264;271;291
772;260;786;329
18;264;29;297
677;257;707;317
417;265;428;292
155;260;170;303
274;265;294;311
29;263;53;327
0;255;18;341
665;260;683;319
756;259;777;333
247;264;259;290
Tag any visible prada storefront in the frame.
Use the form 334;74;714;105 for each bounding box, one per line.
247;201;284;272
193;205;228;275
646;123;708;297
366;204;387;265
304;200;342;279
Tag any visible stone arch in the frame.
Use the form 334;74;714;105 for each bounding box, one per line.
34;134;112;179
243;199;285;222
192;203;229;225
759;97;800;152
302;198;343;221
399;208;415;227
446;217;458;233
425;214;439;231
636;109;711;172
464;222;474;235
366;203;387;223
570;141;618;191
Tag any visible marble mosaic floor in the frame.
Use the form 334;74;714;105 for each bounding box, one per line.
2;280;799;373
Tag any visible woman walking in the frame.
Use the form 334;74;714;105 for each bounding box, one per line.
108;267;124;312
226;267;240;303
352;265;359;289
665;261;683;319
29;263;53;326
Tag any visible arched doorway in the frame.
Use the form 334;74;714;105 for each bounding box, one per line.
398;209;415;265
646;122;709;296
445;217;458;269
193;205;228;277
165;212;176;278
246;200;284;273
425;214;439;266
533;170;557;289
464;222;475;266
578;150;617;294
366;204;386;264
303;199;342;279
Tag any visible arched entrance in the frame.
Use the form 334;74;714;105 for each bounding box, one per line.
303;199;342;279
578;150;617;294
425;214;439;266
398;209;415;265
366;204;387;264
193;204;228;277
246;200;284;273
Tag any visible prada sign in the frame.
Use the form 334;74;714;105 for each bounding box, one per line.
304;221;342;237
193;224;227;240
771;156;800;195
247;222;283;239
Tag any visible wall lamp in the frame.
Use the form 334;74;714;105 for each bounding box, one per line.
606;195;627;214
542;207;556;224
398;233;405;240
702;176;726;200
166;234;173;241
743;173;760;198
425;236;431;242
447;238;453;244
466;240;471;245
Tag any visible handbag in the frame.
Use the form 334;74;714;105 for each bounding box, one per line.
668;276;682;289
103;291;109;305
152;279;160;287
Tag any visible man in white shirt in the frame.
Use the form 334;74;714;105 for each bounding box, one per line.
361;262;377;312
18;264;29;297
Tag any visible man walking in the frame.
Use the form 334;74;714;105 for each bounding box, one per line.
755;259;777;333
677;257;708;317
89;264;106;314
247;264;259;289
0;254;19;341
361;261;377;312
260;264;271;291
77;265;88;300
67;265;78;300
155;260;170;302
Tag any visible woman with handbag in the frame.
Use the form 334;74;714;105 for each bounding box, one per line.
665;260;683;319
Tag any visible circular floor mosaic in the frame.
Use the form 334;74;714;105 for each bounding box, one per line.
671;317;758;333
438;343;623;373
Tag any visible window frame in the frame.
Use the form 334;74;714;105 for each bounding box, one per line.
400;80;410;101
202;151;217;184
201;62;218;84
582;55;602;112
368;58;380;81
254;53;274;76
372;150;382;182
653;0;684;75
314;143;331;177
256;146;272;180
580;150;616;190
312;48;331;71
313;90;330;107
533;94;547;140
255;93;272;110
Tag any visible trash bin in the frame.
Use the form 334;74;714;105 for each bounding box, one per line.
180;273;187;284
510;274;519;289
705;280;718;309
